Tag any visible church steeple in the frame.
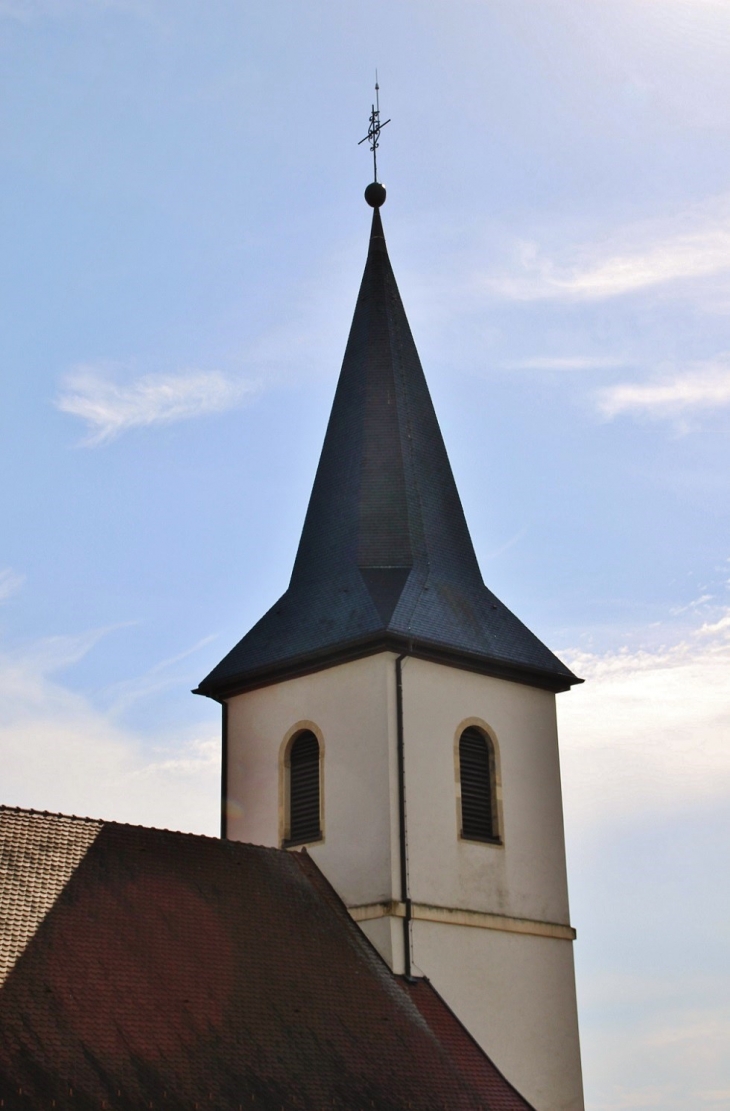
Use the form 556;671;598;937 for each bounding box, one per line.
198;197;578;699
200;177;585;1111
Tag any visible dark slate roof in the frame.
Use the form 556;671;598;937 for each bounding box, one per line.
198;207;579;698
0;806;536;1111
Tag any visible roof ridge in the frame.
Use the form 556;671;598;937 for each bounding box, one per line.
0;805;287;854
0;804;103;825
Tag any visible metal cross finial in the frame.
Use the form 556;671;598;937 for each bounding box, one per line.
358;74;390;183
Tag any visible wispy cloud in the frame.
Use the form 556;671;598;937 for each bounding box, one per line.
101;634;218;715
486;193;730;303
0;629;218;833
558;604;730;830
504;355;627;371
56;363;258;445
0;568;25;603
598;356;730;420
481;526;528;561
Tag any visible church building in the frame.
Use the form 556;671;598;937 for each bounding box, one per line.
0;178;584;1111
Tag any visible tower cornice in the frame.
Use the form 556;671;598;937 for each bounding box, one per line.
195;630;579;701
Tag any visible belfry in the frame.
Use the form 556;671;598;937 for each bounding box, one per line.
197;179;584;1111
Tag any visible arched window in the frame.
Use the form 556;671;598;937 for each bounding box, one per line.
459;726;499;843
287;730;322;845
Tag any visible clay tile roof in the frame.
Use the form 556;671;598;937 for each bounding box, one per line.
0;806;536;1111
0;808;102;987
197;208;580;700
401;978;537;1111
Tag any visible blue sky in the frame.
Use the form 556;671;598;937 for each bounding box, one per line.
1;2;729;1108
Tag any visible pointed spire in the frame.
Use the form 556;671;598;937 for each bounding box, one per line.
197;203;579;698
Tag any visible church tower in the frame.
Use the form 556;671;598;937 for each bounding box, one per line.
197;186;584;1111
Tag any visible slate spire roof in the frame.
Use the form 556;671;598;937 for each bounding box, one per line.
198;202;579;698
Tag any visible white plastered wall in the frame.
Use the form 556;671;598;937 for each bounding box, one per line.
224;651;583;1111
225;653;400;907
401;656;583;1111
401;656;570;923
412;920;583;1111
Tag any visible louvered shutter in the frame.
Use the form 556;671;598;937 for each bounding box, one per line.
289;731;321;844
459;727;496;841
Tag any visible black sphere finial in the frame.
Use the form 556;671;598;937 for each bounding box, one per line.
365;181;386;208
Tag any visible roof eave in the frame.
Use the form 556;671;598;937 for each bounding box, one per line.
193;632;583;702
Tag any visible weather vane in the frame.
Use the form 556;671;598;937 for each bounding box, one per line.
358;74;390;185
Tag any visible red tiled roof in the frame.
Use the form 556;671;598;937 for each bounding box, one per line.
0;807;535;1111
402;979;536;1111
